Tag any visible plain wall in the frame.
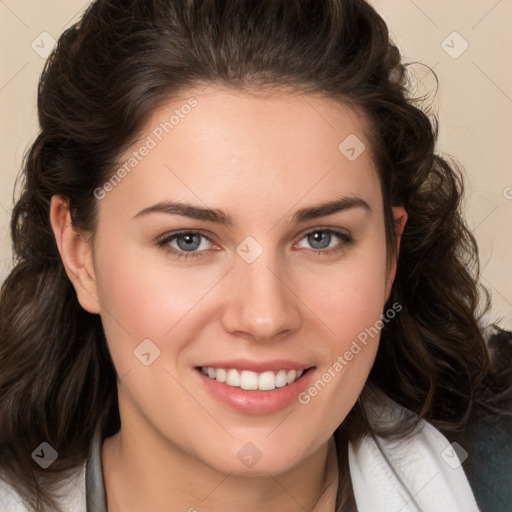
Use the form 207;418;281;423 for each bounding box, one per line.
1;0;511;328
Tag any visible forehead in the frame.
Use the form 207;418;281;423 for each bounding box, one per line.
143;86;374;163
100;87;381;220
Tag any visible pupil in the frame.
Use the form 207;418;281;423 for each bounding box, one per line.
308;231;330;249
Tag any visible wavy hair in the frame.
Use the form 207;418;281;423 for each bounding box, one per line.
0;0;495;510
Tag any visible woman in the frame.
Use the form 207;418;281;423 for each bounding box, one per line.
0;0;510;511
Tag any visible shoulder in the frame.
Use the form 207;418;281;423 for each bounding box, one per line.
349;392;480;512
0;478;27;512
456;325;512;512
350;326;512;512
0;465;87;512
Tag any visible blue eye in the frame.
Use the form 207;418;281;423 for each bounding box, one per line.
296;229;352;254
158;231;214;259
306;230;333;249
173;233;204;251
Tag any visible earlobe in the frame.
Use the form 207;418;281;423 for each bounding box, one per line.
385;206;408;300
49;195;101;314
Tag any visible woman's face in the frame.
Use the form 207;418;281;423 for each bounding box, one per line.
81;87;404;475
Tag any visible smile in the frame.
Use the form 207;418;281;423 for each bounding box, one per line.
200;366;305;391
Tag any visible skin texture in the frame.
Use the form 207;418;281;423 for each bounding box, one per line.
50;87;407;512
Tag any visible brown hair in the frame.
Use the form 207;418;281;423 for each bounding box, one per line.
0;0;495;510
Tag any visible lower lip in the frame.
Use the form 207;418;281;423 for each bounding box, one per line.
195;367;316;415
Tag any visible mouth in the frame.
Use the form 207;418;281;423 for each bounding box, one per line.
194;363;316;414
196;366;313;391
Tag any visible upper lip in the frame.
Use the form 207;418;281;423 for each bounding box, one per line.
196;358;314;373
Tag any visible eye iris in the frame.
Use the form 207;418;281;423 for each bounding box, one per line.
177;233;201;251
308;231;331;249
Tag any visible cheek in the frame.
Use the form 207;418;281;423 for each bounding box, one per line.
98;256;217;326
92;233;229;374
300;237;390;346
296;284;387;436
293;232;389;415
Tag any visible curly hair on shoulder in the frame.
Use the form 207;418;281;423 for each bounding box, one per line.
0;1;503;511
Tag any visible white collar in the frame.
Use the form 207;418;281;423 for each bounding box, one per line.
349;394;480;512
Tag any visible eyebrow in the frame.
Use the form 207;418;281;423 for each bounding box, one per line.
133;196;371;225
291;196;371;223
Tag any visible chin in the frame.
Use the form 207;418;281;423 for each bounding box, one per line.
193;439;313;477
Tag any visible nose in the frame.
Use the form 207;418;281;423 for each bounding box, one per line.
220;250;302;343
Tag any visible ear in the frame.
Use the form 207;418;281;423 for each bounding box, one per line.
385;206;408;300
49;195;101;314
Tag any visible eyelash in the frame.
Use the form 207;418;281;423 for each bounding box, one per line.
157;228;353;261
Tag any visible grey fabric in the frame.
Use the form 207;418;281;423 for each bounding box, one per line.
460;327;512;512
85;429;107;512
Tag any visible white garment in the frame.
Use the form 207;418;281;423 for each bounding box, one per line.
0;397;480;512
348;395;480;512
0;468;86;512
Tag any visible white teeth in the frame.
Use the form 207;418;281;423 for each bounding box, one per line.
240;370;259;390
286;369;297;384
258;371;276;391
200;366;306;391
226;369;241;387
275;369;288;388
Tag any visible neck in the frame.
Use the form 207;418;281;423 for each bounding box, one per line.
101;426;338;512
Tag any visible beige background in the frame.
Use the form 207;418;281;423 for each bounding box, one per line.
1;1;511;328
